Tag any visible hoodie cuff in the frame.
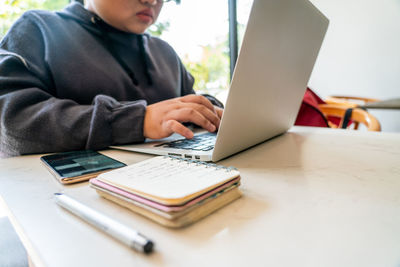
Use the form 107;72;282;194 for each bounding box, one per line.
86;95;147;150
202;93;224;108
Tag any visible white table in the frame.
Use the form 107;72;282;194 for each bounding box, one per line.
1;127;399;267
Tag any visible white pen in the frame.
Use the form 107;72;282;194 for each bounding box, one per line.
54;193;154;254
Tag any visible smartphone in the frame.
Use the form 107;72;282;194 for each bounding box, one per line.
40;150;126;184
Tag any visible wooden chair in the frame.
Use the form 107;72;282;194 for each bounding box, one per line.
318;104;381;131
324;95;380;108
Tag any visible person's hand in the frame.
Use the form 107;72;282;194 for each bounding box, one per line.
143;94;223;139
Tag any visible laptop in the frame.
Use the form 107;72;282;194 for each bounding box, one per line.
111;0;329;162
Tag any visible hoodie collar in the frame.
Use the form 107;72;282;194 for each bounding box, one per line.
57;2;153;86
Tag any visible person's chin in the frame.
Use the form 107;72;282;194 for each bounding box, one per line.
125;21;151;34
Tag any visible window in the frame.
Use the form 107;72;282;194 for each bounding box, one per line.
153;0;254;99
152;0;231;96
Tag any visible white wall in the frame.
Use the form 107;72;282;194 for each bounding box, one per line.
309;0;400;131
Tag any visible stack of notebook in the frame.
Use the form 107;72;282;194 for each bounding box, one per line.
89;156;242;228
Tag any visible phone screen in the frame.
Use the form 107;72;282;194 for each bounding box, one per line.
41;150;126;178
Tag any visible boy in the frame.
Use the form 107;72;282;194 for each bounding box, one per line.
0;0;223;157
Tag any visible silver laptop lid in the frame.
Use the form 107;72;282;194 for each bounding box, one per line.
211;0;329;161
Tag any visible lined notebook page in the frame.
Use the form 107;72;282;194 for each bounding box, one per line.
97;156;240;203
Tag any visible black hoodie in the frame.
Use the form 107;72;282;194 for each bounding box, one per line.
0;2;199;157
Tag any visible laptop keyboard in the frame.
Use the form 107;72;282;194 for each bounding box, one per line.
156;132;216;151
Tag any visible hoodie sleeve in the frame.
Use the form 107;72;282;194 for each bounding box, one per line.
0;14;147;156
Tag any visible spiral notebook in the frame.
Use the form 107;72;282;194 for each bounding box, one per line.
90;156;242;227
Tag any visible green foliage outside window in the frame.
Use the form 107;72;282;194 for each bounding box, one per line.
0;0;69;38
182;42;230;93
150;23;230;93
